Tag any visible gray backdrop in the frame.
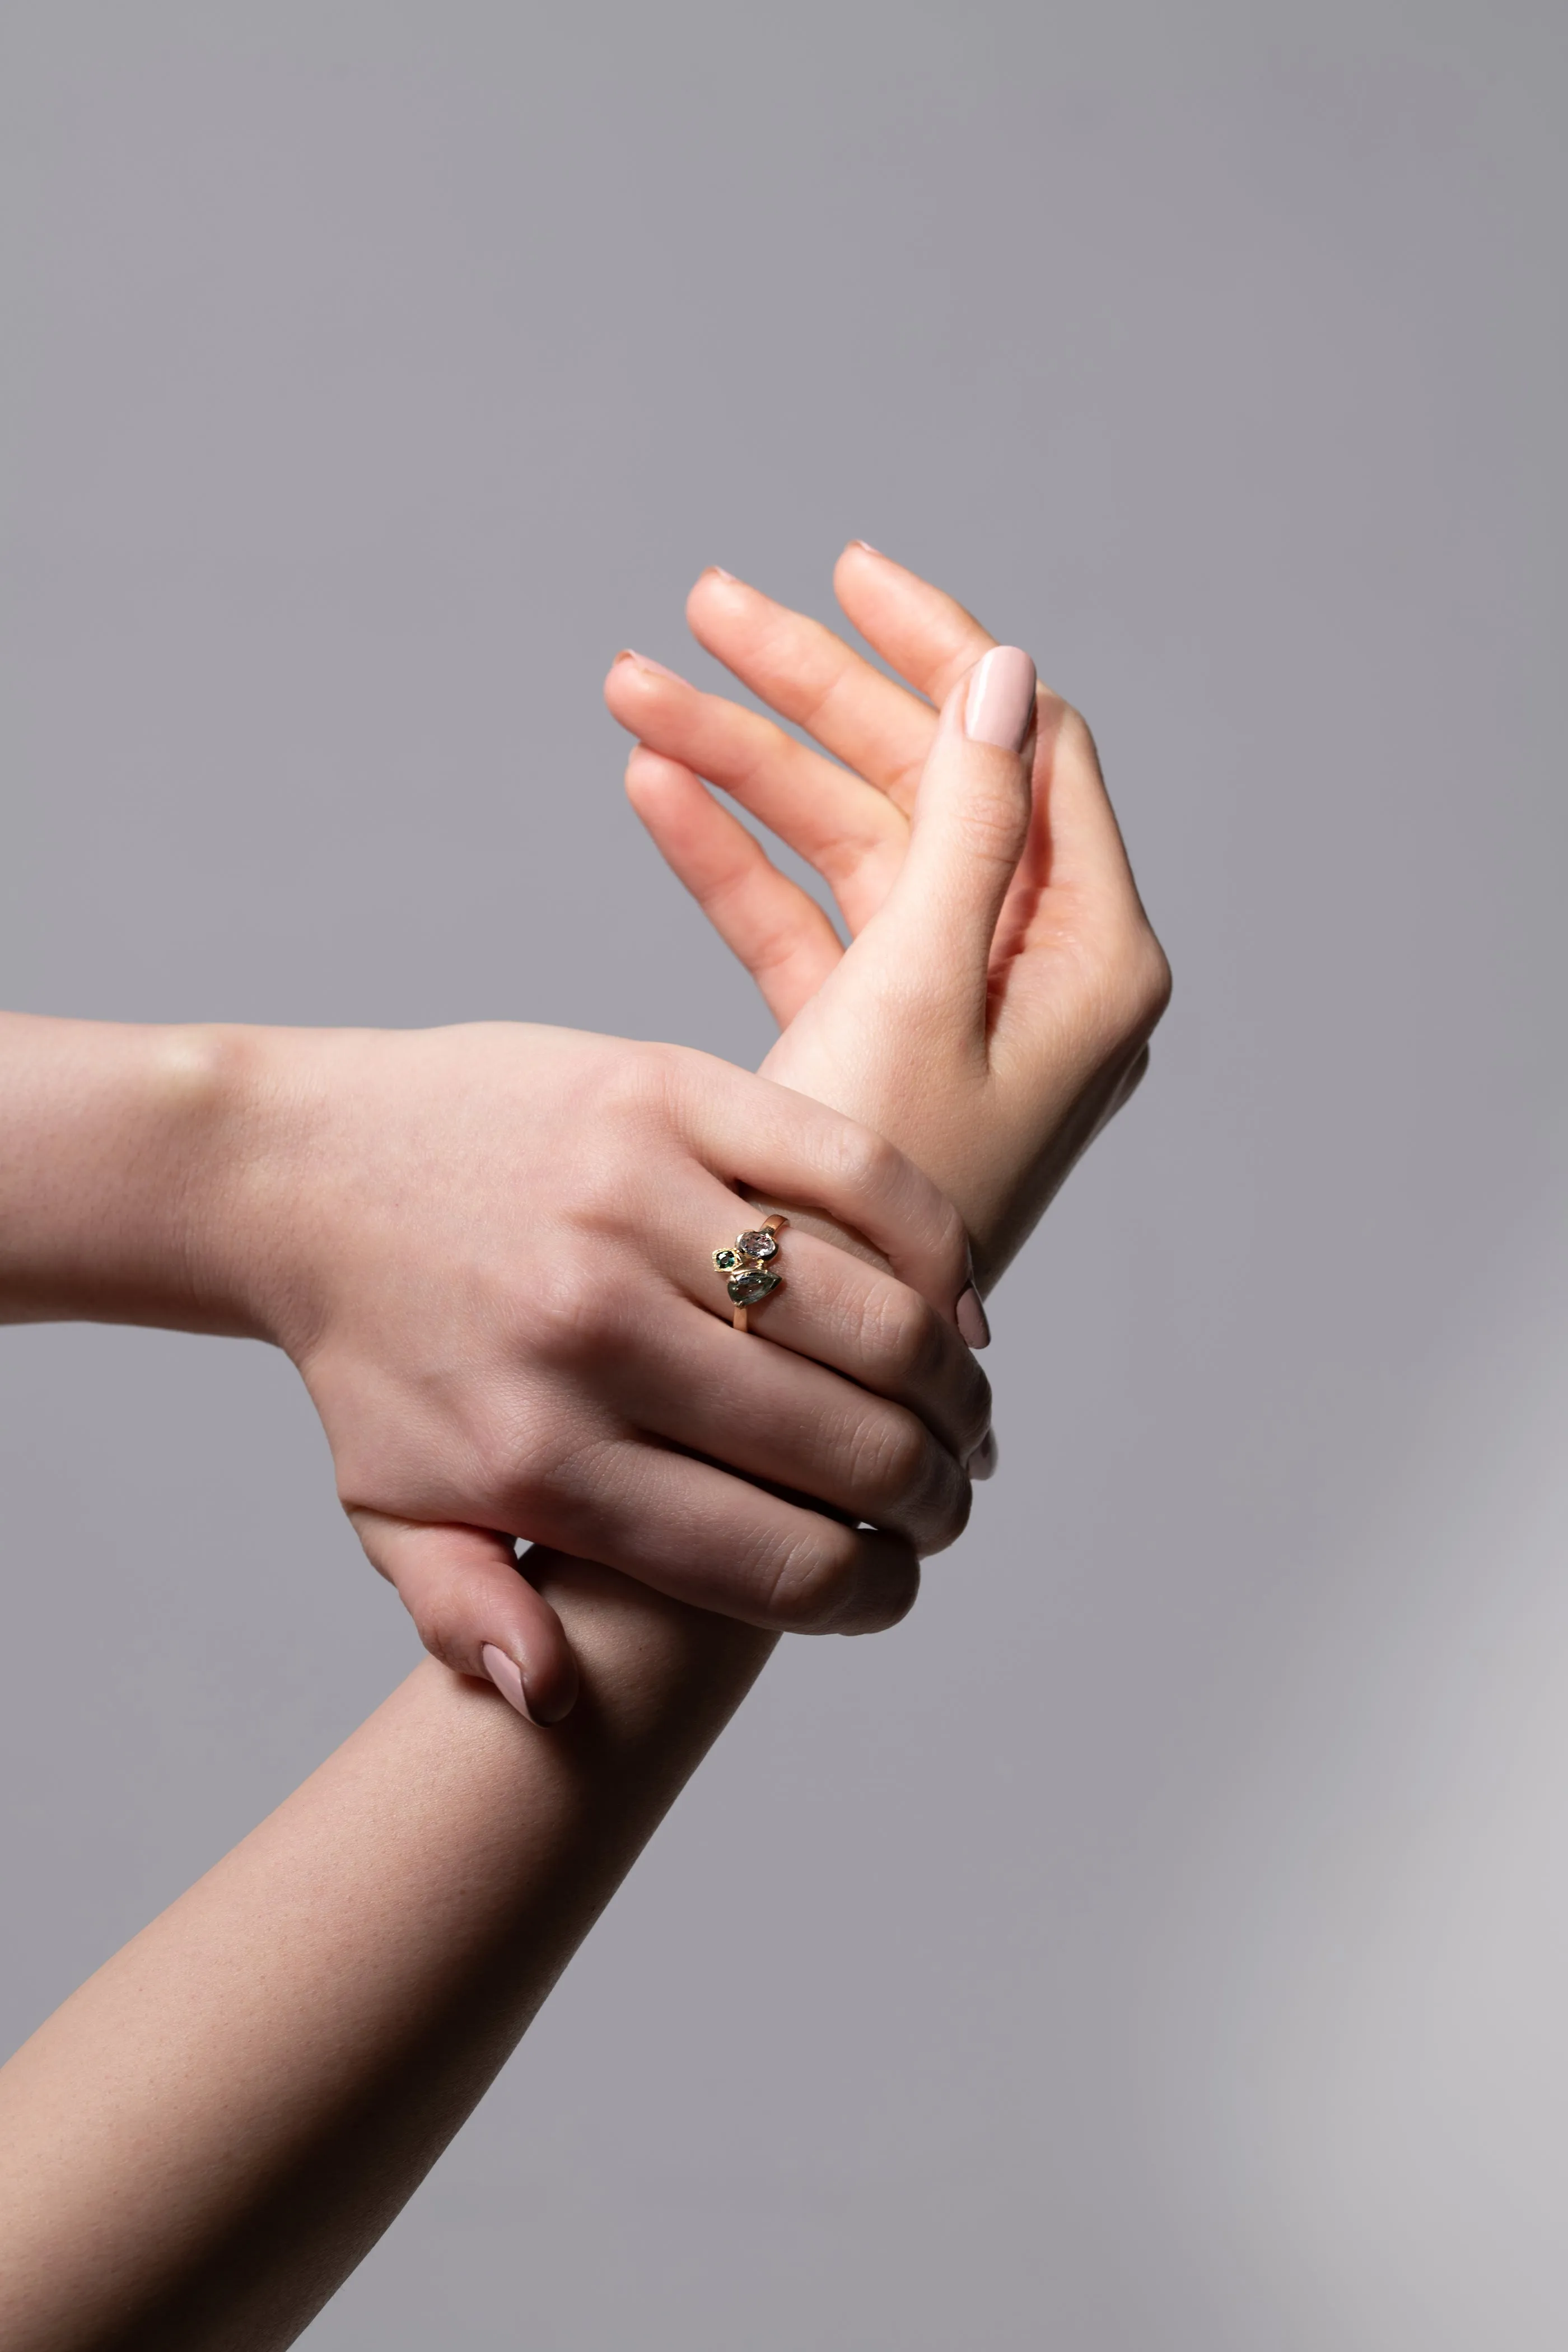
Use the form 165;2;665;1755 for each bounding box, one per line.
3;4;1566;2346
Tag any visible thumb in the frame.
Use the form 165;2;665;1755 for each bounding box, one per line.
349;1510;580;1726
870;646;1037;1027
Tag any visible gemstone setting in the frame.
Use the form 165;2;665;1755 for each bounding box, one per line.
736;1228;779;1262
727;1266;781;1306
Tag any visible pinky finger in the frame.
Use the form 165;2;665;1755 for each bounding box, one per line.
626;745;844;1027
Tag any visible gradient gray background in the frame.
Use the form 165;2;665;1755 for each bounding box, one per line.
3;4;1565;2345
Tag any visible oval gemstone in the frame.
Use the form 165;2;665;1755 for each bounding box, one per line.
737;1229;778;1261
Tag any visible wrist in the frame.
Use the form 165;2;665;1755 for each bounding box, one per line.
193;1021;357;1358
0;1013;285;1336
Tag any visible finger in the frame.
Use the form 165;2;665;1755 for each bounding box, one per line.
685;567;937;808
603;1163;992;1453
855;651;1037;1036
350;1511;579;1725
832;540;997;715
668;1223;987;1458
603;1159;991;1458
522;1443;924;1636
837;545;1147;916
624;745;844;1026
606;651;902;921
629;1303;974;1556
670;1054;974;1321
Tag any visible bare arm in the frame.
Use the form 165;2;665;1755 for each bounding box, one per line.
0;550;1168;2351
0;1573;771;2352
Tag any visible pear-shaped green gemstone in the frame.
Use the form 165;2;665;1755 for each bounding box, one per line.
727;1266;781;1306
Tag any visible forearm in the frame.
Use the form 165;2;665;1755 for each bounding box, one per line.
0;1014;259;1334
0;633;1142;2341
0;1062;1012;2352
0;1561;772;2352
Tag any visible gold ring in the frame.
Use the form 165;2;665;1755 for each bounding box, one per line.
714;1216;786;1332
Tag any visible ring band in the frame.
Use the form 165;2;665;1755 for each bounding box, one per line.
714;1215;786;1332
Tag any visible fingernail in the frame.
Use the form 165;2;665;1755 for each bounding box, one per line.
617;649;687;683
956;1284;991;1348
848;538;883;556
963;647;1037;752
705;566;739;583
481;1642;536;1724
966;1429;998;1480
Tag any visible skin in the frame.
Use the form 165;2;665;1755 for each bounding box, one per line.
0;1014;988;1722
0;547;1169;2352
609;541;1170;1271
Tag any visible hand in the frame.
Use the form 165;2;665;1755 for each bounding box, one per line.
0;1011;989;1720
226;1021;988;1713
603;544;1170;1276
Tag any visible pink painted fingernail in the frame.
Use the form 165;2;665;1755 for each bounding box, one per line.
963;647;1037;752
482;1642;536;1724
956;1284;991;1349
966;1429;998;1480
617;649;687;683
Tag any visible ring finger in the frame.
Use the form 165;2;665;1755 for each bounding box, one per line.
640;1315;972;1556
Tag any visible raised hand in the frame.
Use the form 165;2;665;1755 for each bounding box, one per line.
603;544;1170;1280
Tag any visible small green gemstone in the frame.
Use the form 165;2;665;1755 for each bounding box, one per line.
713;1247;740;1272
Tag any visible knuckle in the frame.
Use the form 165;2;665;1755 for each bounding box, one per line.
836;1120;900;1204
1054;697;1101;770
524;1257;637;1373
850;1409;931;1511
880;1410;970;1550
499;1425;619;1546
847;1410;969;1549
1070;916;1172;1058
760;1523;864;1633
1114;924;1174;1035
953;784;1030;869
412;1586;474;1677
867;1286;944;1389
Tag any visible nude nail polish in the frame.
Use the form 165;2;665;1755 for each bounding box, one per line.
848;539;883;556
963;647;1037;752
706;566;739;582
956;1284;991;1348
482;1642;535;1724
618;649;686;683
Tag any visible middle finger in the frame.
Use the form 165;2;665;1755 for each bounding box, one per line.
685;566;939;810
636;1301;974;1558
